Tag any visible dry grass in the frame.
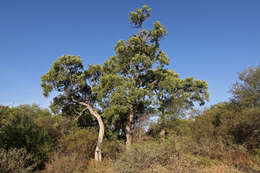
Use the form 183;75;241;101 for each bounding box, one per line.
200;164;244;173
43;153;88;173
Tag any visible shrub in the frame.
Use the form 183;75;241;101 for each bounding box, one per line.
148;118;193;138
34;114;76;145
102;140;124;160
58;128;98;160
193;103;260;152
113;140;176;173
43;153;87;173
0;148;35;173
0;105;53;169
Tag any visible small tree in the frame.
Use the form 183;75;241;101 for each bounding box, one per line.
41;55;104;161
97;5;209;150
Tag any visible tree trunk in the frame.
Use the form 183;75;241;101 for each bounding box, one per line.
77;101;104;161
125;123;132;150
87;104;104;161
94;115;104;161
126;105;134;150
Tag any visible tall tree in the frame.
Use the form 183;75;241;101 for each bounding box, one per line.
41;55;104;161
97;5;209;150
231;64;260;107
230;65;260;149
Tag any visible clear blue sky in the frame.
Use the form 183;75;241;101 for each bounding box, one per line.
0;0;259;109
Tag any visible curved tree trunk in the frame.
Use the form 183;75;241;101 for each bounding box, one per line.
77;101;104;161
86;104;104;161
93;113;104;161
95;118;104;161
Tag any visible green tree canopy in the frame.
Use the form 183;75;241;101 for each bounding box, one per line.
41;55;105;161
96;5;209;149
231;64;260;107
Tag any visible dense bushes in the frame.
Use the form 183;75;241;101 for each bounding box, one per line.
0;104;124;172
1;101;259;172
0;105;78;170
0;105;54;169
44;153;88;173
58;128;98;159
231;107;260;150
193;102;260;152
113;140;175;173
114;140;173;172
0;148;35;173
145;102;260;172
112;137;231;173
148;118;193;138
102;140;124;160
43;129;124;173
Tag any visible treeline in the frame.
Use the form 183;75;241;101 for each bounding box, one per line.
0;65;259;172
0;5;259;173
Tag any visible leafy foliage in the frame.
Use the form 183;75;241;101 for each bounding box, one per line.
193;65;260;152
148;118;193;138
129;5;152;28
113;140;176;173
96;5;209;147
0;148;35;173
44;152;87;173
58;128;98;160
41;55;101;127
41;54;105;161
0;105;54;169
231;64;260;107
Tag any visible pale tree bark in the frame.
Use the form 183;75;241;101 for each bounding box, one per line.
74;100;104;161
126;105;134;150
86;104;104;161
125;123;132;150
74;107;88;121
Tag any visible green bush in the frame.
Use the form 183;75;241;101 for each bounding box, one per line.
34;114;76;144
148;118;193;138
193;103;260;152
102;140;124;160
44;152;87;173
0;105;54;169
0;148;35;173
58;128;98;160
113;140;176;173
44;128;99;173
